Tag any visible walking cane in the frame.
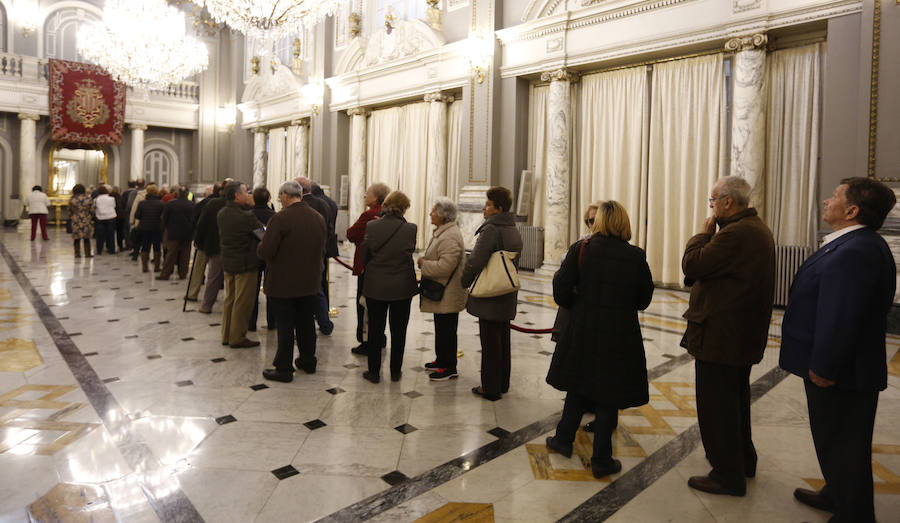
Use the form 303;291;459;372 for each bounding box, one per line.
183;247;198;312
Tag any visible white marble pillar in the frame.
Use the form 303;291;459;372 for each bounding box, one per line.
295;120;309;180
726;33;767;211
424;92;454;209
252;127;268;190
17;113;39;209
538;69;578;271
347;107;368;220
129;124;147;181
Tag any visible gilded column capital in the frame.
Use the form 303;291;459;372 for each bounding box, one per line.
252;127;268;134
290;119;310;127
540;68;579;83
424;92;454;103
724;33;767;52
346;107;369;117
129;124;148;131
17;113;39;121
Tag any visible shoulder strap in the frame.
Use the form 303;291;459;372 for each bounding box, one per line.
375;221;404;253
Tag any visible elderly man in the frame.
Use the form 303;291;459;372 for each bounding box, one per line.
194;182;229;313
217;182;264;348
186;184;219;302
258;181;327;382
159;187;194;280
681;176;775;496
346;182;390;356
781;178;896;522
295;177;334;335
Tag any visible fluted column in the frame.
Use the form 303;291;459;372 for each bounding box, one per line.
539;69;578;270
293;119;309;180
129;124;147;181
424;92;454;209
252;127;268;190
347;107;369;220
18;114;39;208
726;33;767;211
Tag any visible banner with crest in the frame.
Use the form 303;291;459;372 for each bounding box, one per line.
49;59;126;145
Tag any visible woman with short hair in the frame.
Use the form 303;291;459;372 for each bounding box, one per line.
418;197;467;381
26;185;50;241
94;185;118;254
68;184;94;258
361;190;418;383
545;200;654;479
134;184;164;272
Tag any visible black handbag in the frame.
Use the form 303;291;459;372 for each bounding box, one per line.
419;264;458;301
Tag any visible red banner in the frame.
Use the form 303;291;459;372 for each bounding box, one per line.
49;59;126;145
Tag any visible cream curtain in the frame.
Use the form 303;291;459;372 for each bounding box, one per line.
578;66;649;245
446;99;464;202
285;125;298;184
267;127;286;208
645;54;727;285
527;85;549;228
765;43;821;248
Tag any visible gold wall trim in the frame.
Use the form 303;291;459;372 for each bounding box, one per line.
867;0;891;181
578;48;727;79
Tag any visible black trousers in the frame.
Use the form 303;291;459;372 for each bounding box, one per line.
478;319;511;397
269;295;317;372
554;391;618;467
433;312;459;370
366;297;412;375
355;272;366;344
249;268;275;331
95;219;116;254
805;380;878;523
695;359;756;493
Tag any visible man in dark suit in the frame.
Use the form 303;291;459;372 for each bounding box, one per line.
296;177;334;335
681;176;776;497
780;177;896;522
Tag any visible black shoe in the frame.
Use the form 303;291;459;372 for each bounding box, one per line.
545;436;573;459
262;369;293;383
351;344;368;355
230;339;260;349
583;420;595;433
687;475;745;496
294;358;316;374
424;361;439;369
390;371;402;382
319;322;334;336
592;459;623;479
793;488;835;513
745;459;757;478
472;386;501;401
428;369;458;381
362;371;380;384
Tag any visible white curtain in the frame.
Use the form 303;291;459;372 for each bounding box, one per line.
527;85;549;228
578;66;649;245
267;127;286;208
446;99;464;202
645;54;727;285
285;125;298;184
765;43;821;248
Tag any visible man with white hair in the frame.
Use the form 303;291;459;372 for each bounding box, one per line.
680;175;776;497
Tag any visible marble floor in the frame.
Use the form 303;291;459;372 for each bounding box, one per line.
0;226;898;523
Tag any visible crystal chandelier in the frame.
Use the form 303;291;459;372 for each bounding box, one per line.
77;0;209;90
199;0;349;39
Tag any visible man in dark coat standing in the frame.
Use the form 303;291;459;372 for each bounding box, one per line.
680;175;775;497
780;178;896;522
257;181;327;383
195;184;228;313
186;184;219;302
158;187;194;280
296;177;334;335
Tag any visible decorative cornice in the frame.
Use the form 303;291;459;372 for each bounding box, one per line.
346;107;369;117
868;0;886;180
724;33;767;51
424;92;455;103
129;124;148;131
252;127;268;134
17;113;39;121
540;68;579;83
290;119;309;127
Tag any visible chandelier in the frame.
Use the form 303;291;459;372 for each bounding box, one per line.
199;0;348;39
77;0;209;90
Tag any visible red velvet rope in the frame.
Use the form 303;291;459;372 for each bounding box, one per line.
331;256;553;335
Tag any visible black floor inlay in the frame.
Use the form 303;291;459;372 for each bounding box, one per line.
68;332;82;337
149;288;158;292
125;335;139;339
215;415;237;425
211;357;227;363
209;323;221;327
139;307;150;311
123;296;134;300
326;387;345;395
410;366;426;372
82;352;98;357
487;427;511;438
403;391;422;399
166;298;176;301
181;337;194;341
175;380;193;387
538;350;552;355
147;354;161;359
394;424;417;434
56;316;69;320
416;347;429;352
107;319;119;322
304;419;326;430
250;384;269;391
158;321;170;324
421;332;432;336
343;363;359;369
380;470;409;486
271;465;299;480
102;377;120;384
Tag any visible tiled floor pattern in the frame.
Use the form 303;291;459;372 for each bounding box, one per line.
0;227;898;522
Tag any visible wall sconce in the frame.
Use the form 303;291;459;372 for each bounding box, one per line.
301;81;325;116
16;0;40;37
465;31;494;84
216;104;236;132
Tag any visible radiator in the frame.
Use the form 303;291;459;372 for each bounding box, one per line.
516;224;544;270
774;245;811;307
336;210;349;242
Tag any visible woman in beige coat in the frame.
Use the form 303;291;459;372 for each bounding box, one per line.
418;197;467;381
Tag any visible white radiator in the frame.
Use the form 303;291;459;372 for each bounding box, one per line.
516;224;544;270
775;245;811;307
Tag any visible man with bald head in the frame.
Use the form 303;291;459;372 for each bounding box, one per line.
680;175;775;497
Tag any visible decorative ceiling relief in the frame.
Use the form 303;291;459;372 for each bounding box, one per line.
733;0;763;13
362;19;445;68
241;56;301;103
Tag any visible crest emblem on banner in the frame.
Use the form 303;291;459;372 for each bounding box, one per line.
66;79;110;129
49;59;125;145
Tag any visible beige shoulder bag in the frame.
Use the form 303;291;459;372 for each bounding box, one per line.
468;228;520;298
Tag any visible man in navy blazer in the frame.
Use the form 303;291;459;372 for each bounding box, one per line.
780;177;896;522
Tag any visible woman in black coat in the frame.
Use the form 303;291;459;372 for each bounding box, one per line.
545;200;654;479
134;184;164;273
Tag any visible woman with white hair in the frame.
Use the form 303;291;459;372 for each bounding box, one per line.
417;197;467;380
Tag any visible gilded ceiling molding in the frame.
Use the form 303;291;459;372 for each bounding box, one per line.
724;33;767;51
424;92;455;103
540;68;580;83
868;0;888;180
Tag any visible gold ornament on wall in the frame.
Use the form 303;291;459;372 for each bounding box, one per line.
385;9;395;34
251;56;260;75
292;38;303;75
426;0;442;30
349;12;361;38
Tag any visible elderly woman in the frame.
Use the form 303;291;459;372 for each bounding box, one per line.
545;200;654;479
94;185;118;255
26;185;51;241
418;197;467;381
361;190;418;383
68;184;94;258
134;184;164;272
460;186;523;401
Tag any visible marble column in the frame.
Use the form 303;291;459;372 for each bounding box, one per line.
17;114;39;210
129;124;147;181
252;127;268;190
347;107;368;220
538;69;578;271
424;92;454;209
292;119;309;181
726;33;767;211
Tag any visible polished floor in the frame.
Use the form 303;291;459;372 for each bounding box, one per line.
0;225;898;523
